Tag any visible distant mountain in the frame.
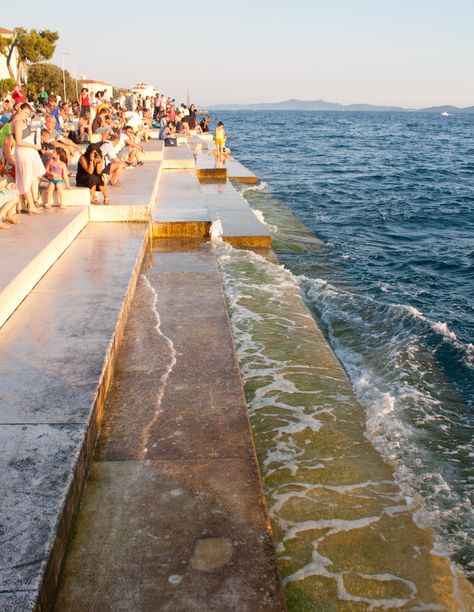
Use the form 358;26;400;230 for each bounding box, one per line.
421;105;474;114
207;98;474;113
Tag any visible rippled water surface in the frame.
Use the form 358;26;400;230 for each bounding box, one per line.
212;111;474;589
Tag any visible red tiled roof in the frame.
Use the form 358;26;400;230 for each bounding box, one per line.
0;27;15;35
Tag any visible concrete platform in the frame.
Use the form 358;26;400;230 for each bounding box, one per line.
152;169;212;238
55;239;286;611
195;151;228;181
187;133;213;151
143;138;164;160
226;157;258;183
0;223;148;611
38;186;91;207
195;151;258;183
202;182;271;248
162;143;195;169
89;161;162;222
0;207;89;329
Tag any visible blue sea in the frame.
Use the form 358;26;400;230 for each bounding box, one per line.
214;110;474;581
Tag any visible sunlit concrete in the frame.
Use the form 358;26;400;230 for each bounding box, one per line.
152;169;212;237
195;150;258;183
89;161;162;222
38;186;91;207
0;207;88;329
162;143;195;169
0;223;148;611
55;240;286;611
202;181;271;248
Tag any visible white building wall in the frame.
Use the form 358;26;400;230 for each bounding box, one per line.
0;45;19;82
80;81;113;100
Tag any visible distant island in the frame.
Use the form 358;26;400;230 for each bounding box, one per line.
208;99;474;113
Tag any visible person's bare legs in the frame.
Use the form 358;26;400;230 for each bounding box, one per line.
5;197;20;223
110;161;124;186
44;182;54;208
90;186;99;204
98;184;109;204
56;182;66;208
31;177;41;208
23;188;41;214
0;202;11;228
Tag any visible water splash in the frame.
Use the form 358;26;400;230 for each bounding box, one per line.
216;240;474;608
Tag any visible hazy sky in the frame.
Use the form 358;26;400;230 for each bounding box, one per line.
7;0;474;107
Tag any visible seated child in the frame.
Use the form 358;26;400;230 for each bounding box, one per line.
44;148;71;208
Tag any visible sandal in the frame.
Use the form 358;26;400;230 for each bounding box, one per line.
103;197;109;205
6;216;20;224
91;198;100;205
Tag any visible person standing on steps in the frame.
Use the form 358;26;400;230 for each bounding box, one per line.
12;103;44;214
214;121;227;159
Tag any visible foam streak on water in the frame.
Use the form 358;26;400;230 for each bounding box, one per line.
215;240;474;610
140;274;177;460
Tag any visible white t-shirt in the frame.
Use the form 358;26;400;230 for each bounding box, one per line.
100;140;119;164
123;111;142;128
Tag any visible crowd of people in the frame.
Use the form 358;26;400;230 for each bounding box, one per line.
0;83;225;226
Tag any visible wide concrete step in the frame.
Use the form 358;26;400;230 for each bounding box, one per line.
195;150;228;181
89;160;162;222
0;207;89;329
202;181;271;248
152;169;212;238
162;143;195;169
0;223;148;611
54;239;286;611
195;150;258;183
89;140;163;222
38;185;91;207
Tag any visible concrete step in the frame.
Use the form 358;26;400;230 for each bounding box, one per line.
89;160;162;222
0;223;148;611
152;169;212;238
0;207;89;329
187;133;213;151
195;150;258;183
202;181;271;248
54;239;286;611
143;138;164;160
195;150;228;181
38;185;91;207
225;156;259;183
162;143;195;169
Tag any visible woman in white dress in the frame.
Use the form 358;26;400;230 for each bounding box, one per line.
12;103;45;214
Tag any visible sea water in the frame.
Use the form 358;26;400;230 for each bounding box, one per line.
211;110;474;607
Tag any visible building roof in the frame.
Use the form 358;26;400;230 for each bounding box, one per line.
78;79;112;86
0;27;15;35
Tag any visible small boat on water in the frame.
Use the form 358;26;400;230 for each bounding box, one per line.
441;111;451;116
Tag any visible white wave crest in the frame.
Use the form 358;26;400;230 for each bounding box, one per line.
251;207;278;234
240;180;267;193
210;219;223;242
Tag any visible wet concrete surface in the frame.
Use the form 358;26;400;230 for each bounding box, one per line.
56;239;286;611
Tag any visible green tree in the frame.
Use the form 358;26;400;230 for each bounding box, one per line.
0;78;15;96
0;28;58;81
28;63;77;102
